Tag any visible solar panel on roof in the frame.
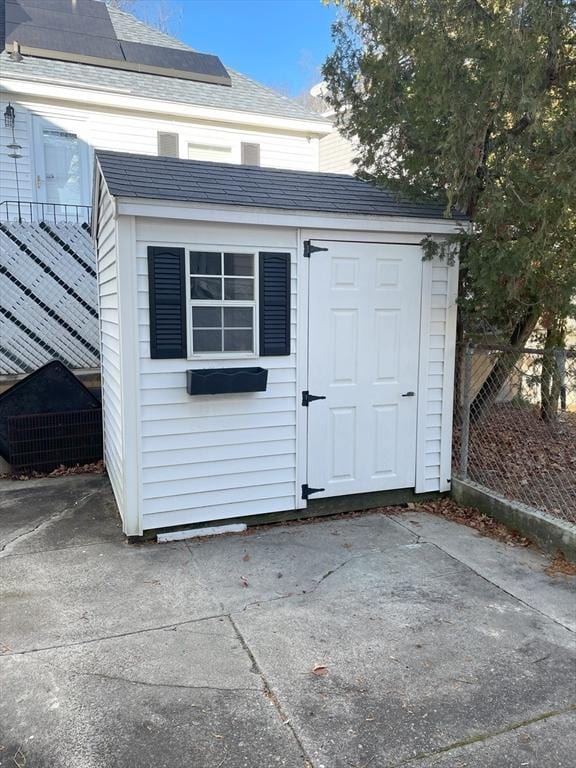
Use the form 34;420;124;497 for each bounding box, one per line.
7;0;112;21
4;0;231;85
119;41;231;85
5;1;118;38
5;25;125;63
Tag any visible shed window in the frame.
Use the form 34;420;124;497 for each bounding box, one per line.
189;251;256;354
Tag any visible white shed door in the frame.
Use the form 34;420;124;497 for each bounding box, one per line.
306;241;422;499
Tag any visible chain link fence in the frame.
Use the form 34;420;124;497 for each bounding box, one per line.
454;343;576;524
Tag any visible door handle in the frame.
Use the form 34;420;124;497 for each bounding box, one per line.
36;175;42;189
401;391;415;397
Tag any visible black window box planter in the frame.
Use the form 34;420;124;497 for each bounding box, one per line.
187;367;268;395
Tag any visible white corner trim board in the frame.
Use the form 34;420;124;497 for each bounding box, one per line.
156;523;248;543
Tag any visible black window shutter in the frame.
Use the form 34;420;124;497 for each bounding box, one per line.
259;252;291;356
148;246;187;359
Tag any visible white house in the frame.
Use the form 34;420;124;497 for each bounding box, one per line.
310;82;358;175
0;0;332;376
93;151;463;536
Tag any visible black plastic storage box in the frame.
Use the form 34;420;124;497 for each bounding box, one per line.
187;367;268;395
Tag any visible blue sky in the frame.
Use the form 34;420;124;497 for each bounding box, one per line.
135;0;340;97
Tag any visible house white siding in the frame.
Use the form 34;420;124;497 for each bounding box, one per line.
0;94;32;203
95;177;124;514
318;130;357;175
135;219;299;530
0;93;321;206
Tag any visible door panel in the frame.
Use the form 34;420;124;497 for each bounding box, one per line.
306;241;422;498
33;118;90;206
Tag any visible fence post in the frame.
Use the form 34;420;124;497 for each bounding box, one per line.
555;347;567;412
459;342;473;479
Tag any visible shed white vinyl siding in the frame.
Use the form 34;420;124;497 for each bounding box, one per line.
96;178;124;514
417;261;458;493
1;95;321;205
135;219;299;530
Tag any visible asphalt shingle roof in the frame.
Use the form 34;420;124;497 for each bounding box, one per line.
96;151;465;221
0;6;327;125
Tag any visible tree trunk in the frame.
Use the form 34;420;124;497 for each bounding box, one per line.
470;307;540;422
540;322;565;423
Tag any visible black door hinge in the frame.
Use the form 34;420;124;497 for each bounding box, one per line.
302;390;326;406
303;240;329;258
302;483;325;500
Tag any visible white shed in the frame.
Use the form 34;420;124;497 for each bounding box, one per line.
93;151;463;536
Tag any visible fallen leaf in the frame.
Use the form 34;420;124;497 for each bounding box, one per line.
311;664;329;676
240;576;249;588
242;553;251;562
545;553;576;577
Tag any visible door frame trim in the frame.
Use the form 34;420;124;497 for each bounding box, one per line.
298;233;430;502
295;227;310;509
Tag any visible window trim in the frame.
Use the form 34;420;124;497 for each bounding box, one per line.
186;247;259;360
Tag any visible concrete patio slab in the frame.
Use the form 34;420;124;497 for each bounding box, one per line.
0;474;118;556
412;710;576;768
0;474;574;768
233;558;575;768
397;511;576;631
0;616;304;768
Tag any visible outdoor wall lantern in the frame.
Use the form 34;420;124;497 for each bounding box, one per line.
4;102;23;223
4;103;15;129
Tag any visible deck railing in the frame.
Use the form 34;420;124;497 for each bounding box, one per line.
0;200;92;225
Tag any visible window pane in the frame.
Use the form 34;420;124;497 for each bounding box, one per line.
224;329;253;352
190;277;222;300
190;251;221;275
224;307;253;328
224;278;254;300
193;329;222;352
224;253;253;276
193;307;222;328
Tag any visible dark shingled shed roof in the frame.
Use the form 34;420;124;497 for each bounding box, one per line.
96;151;465;220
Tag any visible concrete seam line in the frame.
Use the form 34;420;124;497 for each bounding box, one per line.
228;614;316;768
0;611;232;658
388;517;575;635
0;540;115;559
386;704;576;767
394;520;574;634
68;671;259;694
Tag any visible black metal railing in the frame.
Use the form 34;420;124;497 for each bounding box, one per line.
0;200;92;225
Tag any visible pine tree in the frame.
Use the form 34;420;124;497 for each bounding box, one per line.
323;0;576;411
